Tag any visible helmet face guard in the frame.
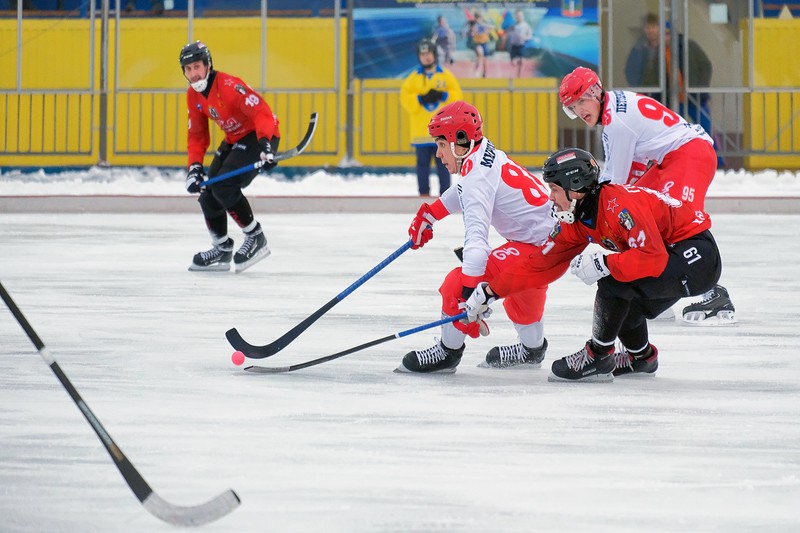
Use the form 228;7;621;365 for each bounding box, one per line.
559;67;602;120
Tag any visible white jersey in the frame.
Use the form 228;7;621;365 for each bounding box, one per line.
438;138;556;279
600;90;713;184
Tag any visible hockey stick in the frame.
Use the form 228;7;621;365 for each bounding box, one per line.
0;281;240;527
226;239;415;359
244;312;468;374
198;111;318;188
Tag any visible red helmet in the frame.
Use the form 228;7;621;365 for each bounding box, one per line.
559;67;602;108
428;101;483;145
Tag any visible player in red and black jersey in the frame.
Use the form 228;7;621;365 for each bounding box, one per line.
464;148;722;382
180;41;280;273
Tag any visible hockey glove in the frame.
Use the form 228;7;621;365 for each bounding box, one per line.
420;89;444;106
408;203;439;249
258;137;277;172
185;163;206;193
570;252;611;285
459;282;495;336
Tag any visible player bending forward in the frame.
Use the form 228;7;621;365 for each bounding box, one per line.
558;66;735;325
181;41;280;273
463;148;723;382
396;101;567;373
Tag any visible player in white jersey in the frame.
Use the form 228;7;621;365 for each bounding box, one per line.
396;101;568;373
558;67;736;326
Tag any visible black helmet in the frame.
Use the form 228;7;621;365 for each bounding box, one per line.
542;148;601;193
179;41;212;70
416;38;438;62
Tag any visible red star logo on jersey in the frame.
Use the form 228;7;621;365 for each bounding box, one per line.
224;77;234;86
606;197;619;214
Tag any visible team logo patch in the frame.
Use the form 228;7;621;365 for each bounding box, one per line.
601;237;619;251
618;209;635;230
549;223;562;240
195;104;202;111
556;151;577;164
235;84;247;95
208;107;219;119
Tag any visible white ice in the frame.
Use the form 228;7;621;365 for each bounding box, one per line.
1;208;799;532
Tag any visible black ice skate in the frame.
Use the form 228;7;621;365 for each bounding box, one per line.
234;223;271;273
681;285;737;326
395;339;464;374
612;344;659;377
188;238;234;272
548;341;614;383
480;338;547;368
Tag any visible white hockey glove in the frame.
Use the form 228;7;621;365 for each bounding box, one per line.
570;252;611;285
459;282;496;336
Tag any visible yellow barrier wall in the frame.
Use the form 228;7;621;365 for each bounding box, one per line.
0;17;345;168
744;19;800;169
356;77;557;168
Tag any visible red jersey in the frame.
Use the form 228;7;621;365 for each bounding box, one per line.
548;184;712;281
186;71;280;166
491;184;712;296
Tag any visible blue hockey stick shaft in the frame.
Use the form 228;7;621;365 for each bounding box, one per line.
244;312;469;373
226;239;415;358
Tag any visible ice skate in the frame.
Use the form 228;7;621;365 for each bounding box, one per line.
395;339;464;374
234;223;270;273
612;344;659;377
188;238;233;272
479;338;547;369
548;341;614;383
682;285;737;326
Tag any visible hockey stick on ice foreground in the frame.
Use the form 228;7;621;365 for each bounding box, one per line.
0;281;240;527
244;312;468;374
199;111;318;188
227;239;415;359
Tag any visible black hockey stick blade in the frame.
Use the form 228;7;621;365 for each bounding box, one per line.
226;297;337;358
0;281;241;526
226;240;414;359
243;312;467;374
275;111;318;162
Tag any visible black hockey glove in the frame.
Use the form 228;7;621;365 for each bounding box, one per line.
258;137;278;173
420;89;444;106
185;162;206;194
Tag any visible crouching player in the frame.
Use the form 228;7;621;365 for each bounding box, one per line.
396;101;567;373
463;148;723;382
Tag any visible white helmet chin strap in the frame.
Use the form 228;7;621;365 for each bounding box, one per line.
449;139;475;174
190;74;209;92
554;199;577;224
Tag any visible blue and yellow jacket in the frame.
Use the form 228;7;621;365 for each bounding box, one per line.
400;65;463;146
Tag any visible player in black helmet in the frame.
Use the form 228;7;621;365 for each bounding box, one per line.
464;147;724;382
180;40;280;273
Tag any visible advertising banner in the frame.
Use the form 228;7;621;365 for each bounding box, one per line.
354;1;598;79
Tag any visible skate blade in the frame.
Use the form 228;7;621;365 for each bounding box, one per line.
681;310;737;326
477;361;542;369
547;372;614;383
393;364;457;374
234;247;271;273
188;262;231;272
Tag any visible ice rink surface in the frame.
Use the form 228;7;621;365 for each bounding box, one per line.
1;212;799;532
